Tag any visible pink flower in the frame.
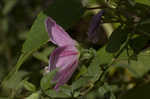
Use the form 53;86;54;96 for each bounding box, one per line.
45;17;76;47
45;17;79;90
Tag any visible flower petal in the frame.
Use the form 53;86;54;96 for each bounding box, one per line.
48;45;78;71
47;45;78;90
87;10;104;42
45;17;76;46
54;60;78;90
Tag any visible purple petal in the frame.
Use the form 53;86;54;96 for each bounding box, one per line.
54;60;78;90
87;10;104;42
48;45;78;71
48;45;78;90
45;17;76;46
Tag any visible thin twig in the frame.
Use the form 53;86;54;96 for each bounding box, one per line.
86;6;107;10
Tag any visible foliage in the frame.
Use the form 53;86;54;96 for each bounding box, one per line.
0;0;150;98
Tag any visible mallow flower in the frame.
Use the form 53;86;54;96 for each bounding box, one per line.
87;10;104;43
45;17;79;90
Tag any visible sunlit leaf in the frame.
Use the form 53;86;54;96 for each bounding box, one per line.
135;0;150;6
23;81;36;92
25;92;40;99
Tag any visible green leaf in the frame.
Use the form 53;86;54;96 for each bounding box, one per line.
25;92;40;99
3;0;84;86
128;0;136;6
135;0;150;6
33;46;55;63
71;76;92;90
71;47;113;92
75;65;88;79
23;0;84;54
82;0;98;6
106;26;129;53
86;46;113;82
20;0;84;72
2;71;28;90
1;71;28;95
40;69;57;90
137;19;150;33
45;90;70;98
140;19;150;25
129;35;149;54
59;85;72;96
0;97;9;99
113;49;150;77
82;0;105;7
22;12;48;54
98;83;117;98
23;81;36;92
98;83;111;96
2;0;17;15
129;49;150;77
0;66;6;82
110;93;116;99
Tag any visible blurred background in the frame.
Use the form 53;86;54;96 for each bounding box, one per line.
0;0;150;99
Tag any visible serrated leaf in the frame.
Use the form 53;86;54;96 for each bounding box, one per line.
40;69;57;90
23;81;36;92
